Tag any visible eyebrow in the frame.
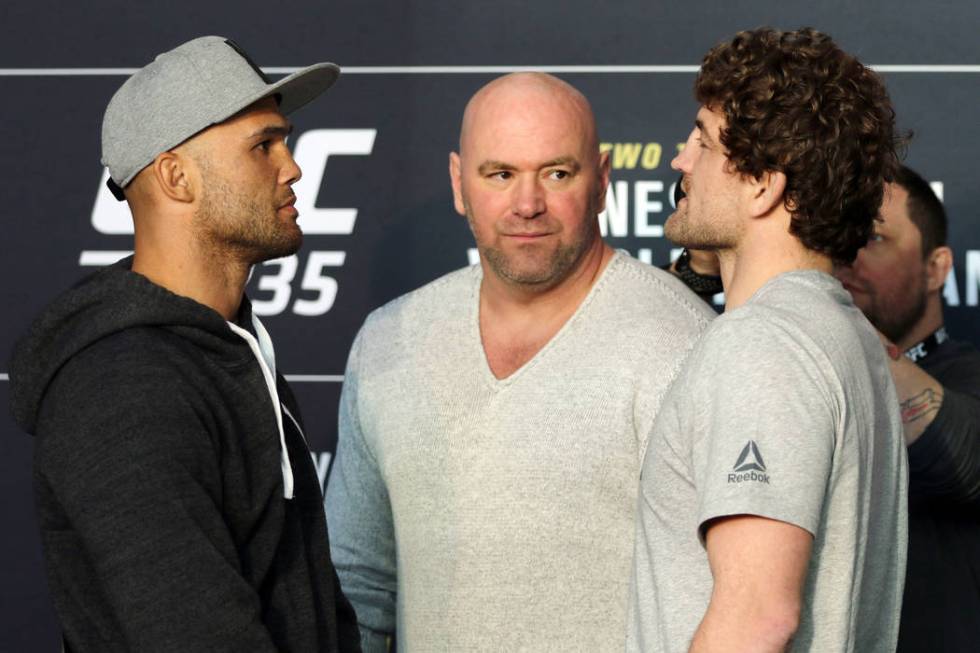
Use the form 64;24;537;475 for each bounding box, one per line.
476;157;581;176
695;119;714;147
477;160;517;175
541;156;581;172
247;123;294;140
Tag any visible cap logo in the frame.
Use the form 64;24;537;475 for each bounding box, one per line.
224;39;271;83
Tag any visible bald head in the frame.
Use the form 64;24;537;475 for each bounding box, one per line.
448;73;611;291
459;72;599;161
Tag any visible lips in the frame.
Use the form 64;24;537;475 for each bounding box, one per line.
278;195;299;219
838;279;867;295
503;232;552;241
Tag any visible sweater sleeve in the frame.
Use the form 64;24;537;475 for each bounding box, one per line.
34;359;279;652
325;329;398;653
907;386;980;505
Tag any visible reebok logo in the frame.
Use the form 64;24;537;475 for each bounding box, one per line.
728;440;770;484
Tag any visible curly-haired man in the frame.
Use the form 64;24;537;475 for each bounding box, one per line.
627;28;908;652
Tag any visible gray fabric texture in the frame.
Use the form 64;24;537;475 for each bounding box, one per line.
628;270;908;653
101;35;338;187
325;251;714;652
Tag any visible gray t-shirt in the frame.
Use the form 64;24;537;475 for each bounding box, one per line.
628;270;908;652
326;251;715;652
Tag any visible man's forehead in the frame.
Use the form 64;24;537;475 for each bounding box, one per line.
463;130;592;169
180;98;289;154
462;108;594;163
695;106;725;132
880;183;913;227
202;97;290;139
874;184;924;249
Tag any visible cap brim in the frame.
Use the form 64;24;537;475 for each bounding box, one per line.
106;61;340;195
265;62;340;115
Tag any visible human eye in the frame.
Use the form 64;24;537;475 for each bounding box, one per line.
255;139;272;153
488;170;512;181
548;169;571;181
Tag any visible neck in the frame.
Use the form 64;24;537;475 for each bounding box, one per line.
719;230;832;310
895;295;945;351
479;239;613;319
476;238;613;380
131;219;250;321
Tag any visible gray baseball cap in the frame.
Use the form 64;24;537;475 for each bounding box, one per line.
101;35;339;199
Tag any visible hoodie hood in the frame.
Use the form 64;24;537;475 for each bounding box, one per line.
9;257;250;435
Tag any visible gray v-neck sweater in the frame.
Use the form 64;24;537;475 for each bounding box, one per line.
326;251;714;651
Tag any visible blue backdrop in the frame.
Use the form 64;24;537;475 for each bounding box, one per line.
2;2;978;648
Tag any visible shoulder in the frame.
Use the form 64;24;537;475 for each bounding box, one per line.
720;273;871;361
687;296;870;422
33;335;235;519
594;252;717;332
366;265;475;325
694;303;835;384
37;328;222;449
356;265;477;347
927;338;980;394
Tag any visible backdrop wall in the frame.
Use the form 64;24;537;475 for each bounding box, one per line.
3;2;978;648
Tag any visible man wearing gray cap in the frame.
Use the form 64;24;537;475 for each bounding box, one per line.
9;36;360;652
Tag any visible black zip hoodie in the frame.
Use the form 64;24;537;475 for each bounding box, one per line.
9;258;360;653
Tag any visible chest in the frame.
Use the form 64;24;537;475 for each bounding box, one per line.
480;332;553;379
479;310;573;380
361;349;645;480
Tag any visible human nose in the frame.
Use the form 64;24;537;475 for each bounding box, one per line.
511;175;545;218
279;148;302;186
848;250;868;276
671;129;697;173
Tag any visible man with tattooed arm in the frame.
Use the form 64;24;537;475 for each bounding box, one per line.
836;165;980;652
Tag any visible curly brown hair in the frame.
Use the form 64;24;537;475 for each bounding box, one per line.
695;27;900;263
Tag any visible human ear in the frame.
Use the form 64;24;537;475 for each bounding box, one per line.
748;170;787;218
150;151;195;204
926;246;953;292
595;150;611;213
449;152;465;217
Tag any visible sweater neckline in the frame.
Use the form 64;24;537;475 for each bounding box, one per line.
468;250;622;388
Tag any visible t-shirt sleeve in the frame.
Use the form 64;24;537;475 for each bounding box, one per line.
689;316;838;542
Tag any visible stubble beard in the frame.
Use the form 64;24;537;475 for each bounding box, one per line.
664;199;737;251
865;276;929;345
193;166;302;266
469;205;600;290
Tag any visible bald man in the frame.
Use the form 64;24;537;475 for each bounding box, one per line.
325;73;714;651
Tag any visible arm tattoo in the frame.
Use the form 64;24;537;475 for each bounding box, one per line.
900;388;943;424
